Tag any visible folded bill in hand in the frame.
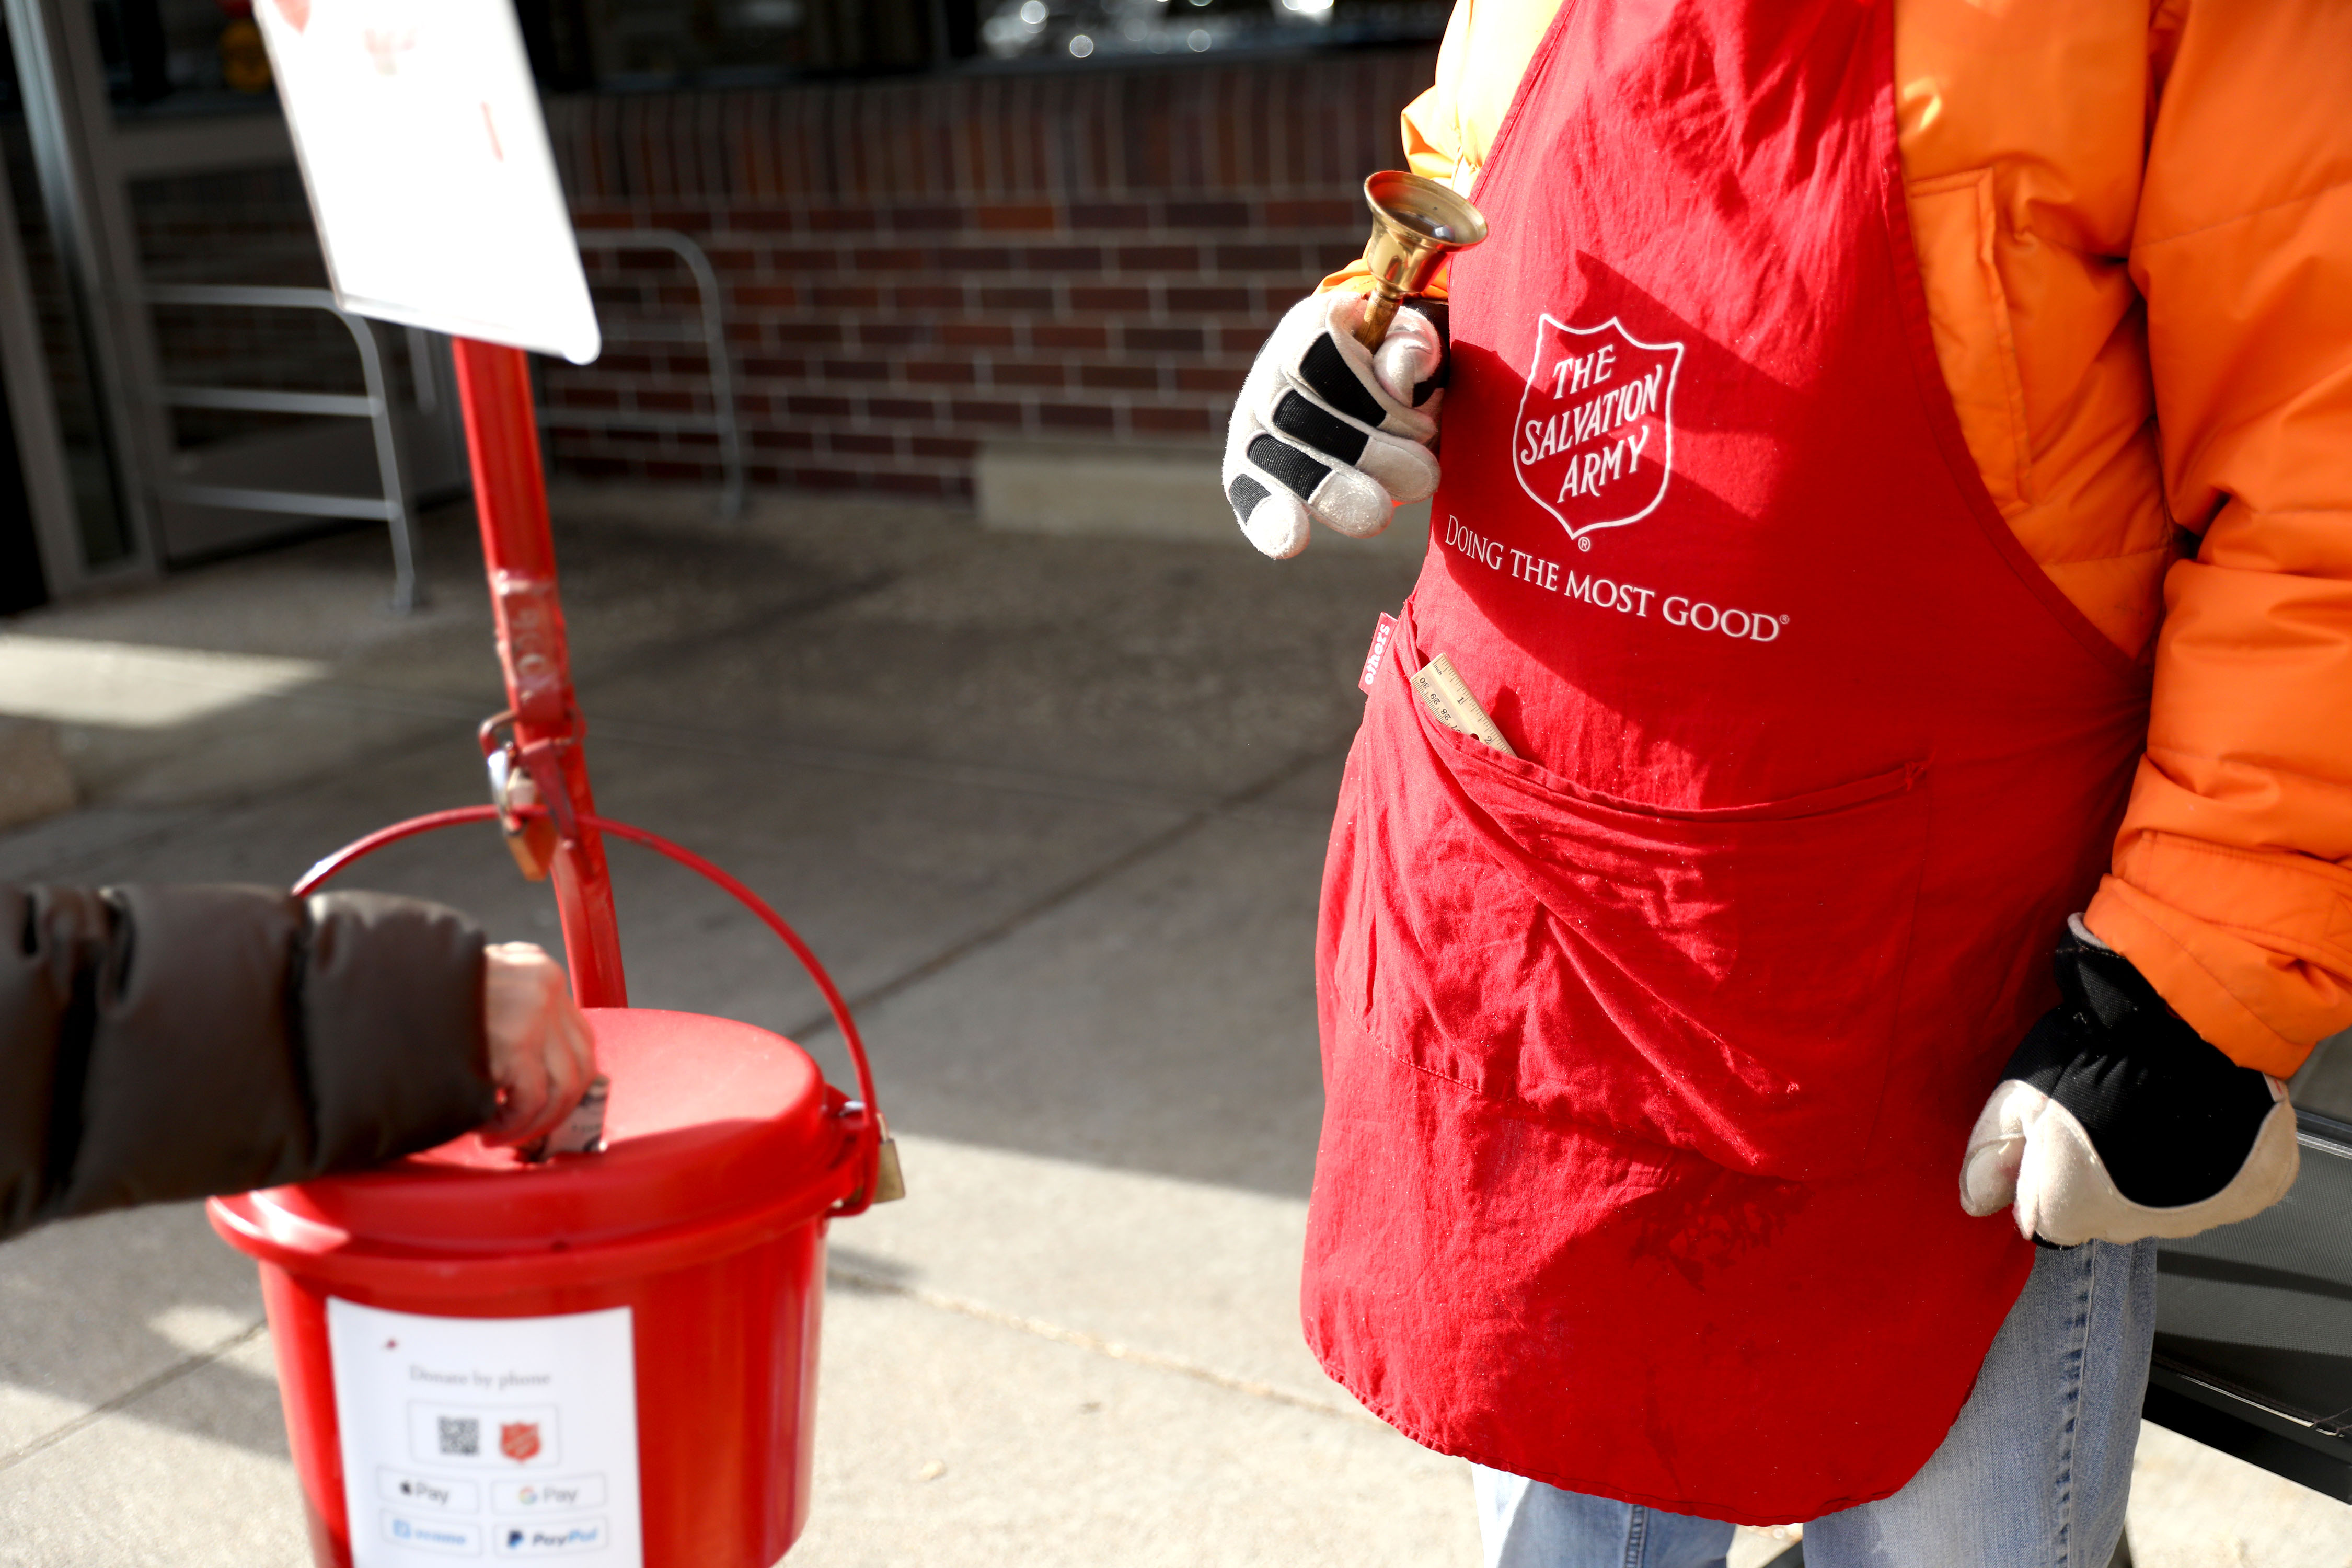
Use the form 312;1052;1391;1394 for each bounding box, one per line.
522;1074;610;1162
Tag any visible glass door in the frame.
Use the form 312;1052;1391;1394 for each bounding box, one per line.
1;0;465;602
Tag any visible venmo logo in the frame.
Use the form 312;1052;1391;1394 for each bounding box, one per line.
381;1509;482;1555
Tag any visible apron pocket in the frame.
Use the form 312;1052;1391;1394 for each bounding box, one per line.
1361;705;1930;1183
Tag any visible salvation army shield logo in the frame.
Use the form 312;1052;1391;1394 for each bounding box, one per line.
500;1422;543;1463
1512;315;1685;549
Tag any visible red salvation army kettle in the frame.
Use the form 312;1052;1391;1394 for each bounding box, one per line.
209;342;902;1568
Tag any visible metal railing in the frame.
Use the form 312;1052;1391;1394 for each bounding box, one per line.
557;229;744;521
144;283;428;611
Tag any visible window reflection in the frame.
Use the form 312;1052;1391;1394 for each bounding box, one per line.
78;0;1450;105
92;0;280;119
979;0;1446;63
517;0;1447;91
562;0;932;85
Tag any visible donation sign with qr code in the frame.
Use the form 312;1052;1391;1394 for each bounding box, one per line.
326;1299;642;1564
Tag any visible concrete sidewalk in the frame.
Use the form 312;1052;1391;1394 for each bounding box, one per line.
1;495;2345;1566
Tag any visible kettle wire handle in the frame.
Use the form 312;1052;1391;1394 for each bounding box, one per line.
293;804;886;1207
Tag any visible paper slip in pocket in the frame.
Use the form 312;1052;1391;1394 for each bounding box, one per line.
1412;654;1517;757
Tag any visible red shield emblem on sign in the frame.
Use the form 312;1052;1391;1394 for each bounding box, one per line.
1512;315;1685;548
499;1422;542;1463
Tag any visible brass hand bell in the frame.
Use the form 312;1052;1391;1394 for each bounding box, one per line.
1353;170;1490;349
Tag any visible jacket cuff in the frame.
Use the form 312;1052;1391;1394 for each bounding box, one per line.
2087;839;2352;1077
300;892;497;1170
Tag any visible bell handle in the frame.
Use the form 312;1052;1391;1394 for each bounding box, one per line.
1354;287;1405;350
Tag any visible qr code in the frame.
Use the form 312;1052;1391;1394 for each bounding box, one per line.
437;1416;480;1457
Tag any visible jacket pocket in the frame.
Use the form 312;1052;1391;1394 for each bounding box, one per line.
1356;695;1932;1183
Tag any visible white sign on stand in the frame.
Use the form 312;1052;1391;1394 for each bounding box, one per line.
253;0;601;363
326;1299;644;1565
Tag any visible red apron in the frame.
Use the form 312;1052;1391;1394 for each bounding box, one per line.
1302;0;2153;1524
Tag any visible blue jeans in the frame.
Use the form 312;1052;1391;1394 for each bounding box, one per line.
1475;1238;2158;1568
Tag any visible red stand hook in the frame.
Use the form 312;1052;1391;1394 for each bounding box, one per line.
451;340;627;1008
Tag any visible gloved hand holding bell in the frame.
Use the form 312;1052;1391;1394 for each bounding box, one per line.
1223;172;1489;558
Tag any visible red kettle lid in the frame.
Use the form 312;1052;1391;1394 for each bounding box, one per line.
257;1009;843;1254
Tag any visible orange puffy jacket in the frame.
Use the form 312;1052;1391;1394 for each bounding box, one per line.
1326;0;2352;1076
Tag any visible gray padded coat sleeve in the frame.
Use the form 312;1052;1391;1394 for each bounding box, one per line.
0;884;494;1238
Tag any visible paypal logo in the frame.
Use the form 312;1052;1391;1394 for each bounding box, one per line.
494;1516;608;1555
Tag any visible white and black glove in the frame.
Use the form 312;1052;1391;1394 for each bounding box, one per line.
1960;916;2299;1247
1223;290;1447;559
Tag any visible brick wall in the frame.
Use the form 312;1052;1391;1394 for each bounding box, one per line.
541;49;1438;501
